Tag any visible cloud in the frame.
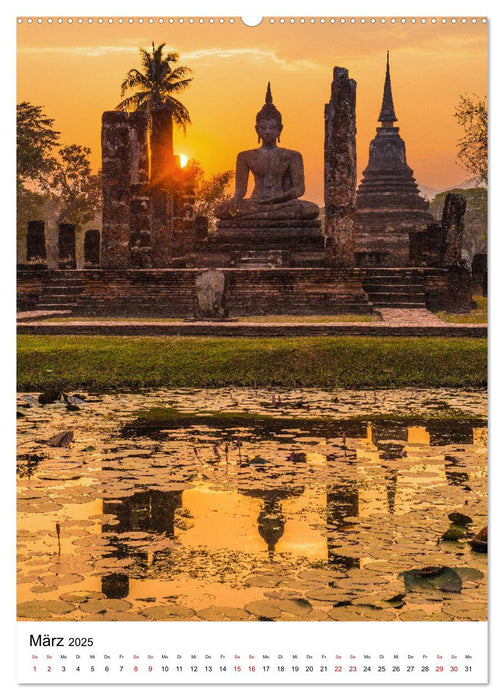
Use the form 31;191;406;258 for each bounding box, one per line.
17;45;141;58
19;43;322;71
183;47;322;71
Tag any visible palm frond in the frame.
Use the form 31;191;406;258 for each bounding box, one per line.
120;69;152;96
115;92;151;112
160;77;193;94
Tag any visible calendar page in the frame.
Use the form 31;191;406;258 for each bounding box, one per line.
14;2;489;688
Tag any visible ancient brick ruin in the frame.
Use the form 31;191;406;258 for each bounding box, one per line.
355;54;433;267
26;221;46;267
18;60;484;317
101;107;199;269
324;67;357;267
84;229;101;268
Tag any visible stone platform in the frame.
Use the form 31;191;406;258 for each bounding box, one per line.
17;268;373;317
200;219;326;267
16;317;487;338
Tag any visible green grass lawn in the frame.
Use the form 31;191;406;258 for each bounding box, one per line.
436;295;488;324
17;335;487;391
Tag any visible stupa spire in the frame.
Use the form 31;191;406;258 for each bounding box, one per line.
378;51;397;125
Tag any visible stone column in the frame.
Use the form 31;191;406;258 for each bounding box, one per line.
84;229;101;268
26;220;47;267
172;176;197;260
58;223;76;269
101;111;151;268
442;192;466;264
324;67;357;267
101;111;133;268
150;105;178;267
446;262;472;312
128;112;152;267
471;253;487;297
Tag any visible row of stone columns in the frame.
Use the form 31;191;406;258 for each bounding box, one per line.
25;222;100;269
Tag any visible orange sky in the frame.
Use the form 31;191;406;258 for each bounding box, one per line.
17;18;487;204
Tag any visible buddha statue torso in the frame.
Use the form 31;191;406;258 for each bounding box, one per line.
215;84;319;222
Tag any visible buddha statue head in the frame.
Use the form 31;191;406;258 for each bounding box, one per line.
255;83;283;145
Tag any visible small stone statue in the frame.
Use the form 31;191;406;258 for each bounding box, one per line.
215;83;319;221
195;269;227;318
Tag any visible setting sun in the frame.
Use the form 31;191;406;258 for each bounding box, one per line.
179;154;188;168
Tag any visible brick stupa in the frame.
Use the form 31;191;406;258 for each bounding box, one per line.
354;53;433;266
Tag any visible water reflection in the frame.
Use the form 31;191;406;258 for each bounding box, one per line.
327;483;360;570
17;409;488;621
98;420;484;572
239;487;304;558
101;489;184;597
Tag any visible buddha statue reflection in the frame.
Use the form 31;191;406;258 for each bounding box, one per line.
215;83;319;221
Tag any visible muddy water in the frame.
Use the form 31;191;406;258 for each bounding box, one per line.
17;388;487;622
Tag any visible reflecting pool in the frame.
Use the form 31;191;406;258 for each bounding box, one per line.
17;387;487;621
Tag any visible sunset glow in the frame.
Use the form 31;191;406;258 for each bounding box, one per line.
17;18;487;203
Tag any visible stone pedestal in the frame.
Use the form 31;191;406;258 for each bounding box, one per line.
17;268;373;317
202;219;325;267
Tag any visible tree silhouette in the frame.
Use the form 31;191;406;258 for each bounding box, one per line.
454;95;487;185
116;42;193;132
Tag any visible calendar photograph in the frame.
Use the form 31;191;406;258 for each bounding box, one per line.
16;13;488;684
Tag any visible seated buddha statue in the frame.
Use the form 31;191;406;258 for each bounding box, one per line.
215;83;319;221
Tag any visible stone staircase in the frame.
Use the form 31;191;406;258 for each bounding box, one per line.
362;268;426;308
238;250;291;268
34;279;85;312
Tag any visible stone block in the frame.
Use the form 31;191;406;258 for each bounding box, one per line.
26;220;47;267
58;223;76;269
195;269;228;318
471;253;487;297
446;262;472;313
84;229;100;268
443;193;466;264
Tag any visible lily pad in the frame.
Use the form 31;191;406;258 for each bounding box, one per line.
17;599;76;618
244;600;282;619
306;588;355;603
449;512;473;526
245;575;281;588
60;591;106;603
441;525;467;541
453;567;484;582
142;604;195;620
197;606;251;621
79;599;132;614
400;566;462;594
297;570;342;584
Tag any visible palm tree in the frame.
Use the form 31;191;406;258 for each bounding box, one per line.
116;42;193;131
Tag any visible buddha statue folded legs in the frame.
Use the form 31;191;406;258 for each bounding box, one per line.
214;83;320;224
208;84;324;266
215;196;320;221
